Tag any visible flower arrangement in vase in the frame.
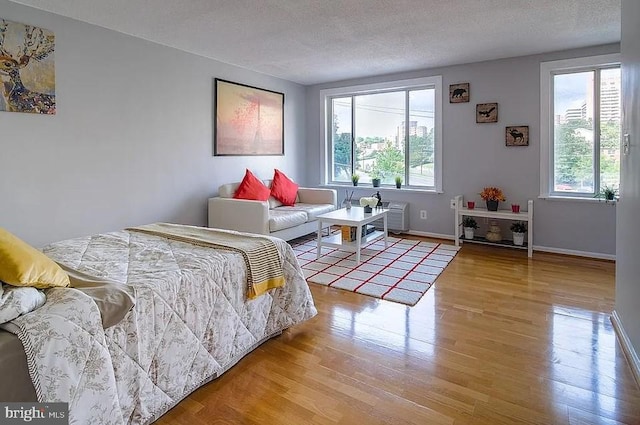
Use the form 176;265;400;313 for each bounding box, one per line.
479;187;506;211
359;196;378;213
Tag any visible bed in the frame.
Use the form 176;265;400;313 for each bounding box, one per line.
0;223;317;424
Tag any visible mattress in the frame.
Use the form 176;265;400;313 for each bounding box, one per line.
0;330;37;401
1;225;317;424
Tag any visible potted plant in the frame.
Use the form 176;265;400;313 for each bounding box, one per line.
597;185;617;202
479;187;506;211
351;173;360;186
359;196;378;213
462;216;478;240
395;176;403;189
371;170;381;187
510;221;527;246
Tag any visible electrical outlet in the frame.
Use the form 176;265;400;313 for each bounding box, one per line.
450;199;456;209
420;210;427;220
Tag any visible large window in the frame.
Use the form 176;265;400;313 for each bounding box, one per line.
540;54;621;198
321;76;442;191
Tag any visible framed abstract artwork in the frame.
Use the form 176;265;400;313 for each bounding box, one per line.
476;103;498;123
506;125;529;146
0;18;56;114
214;78;284;156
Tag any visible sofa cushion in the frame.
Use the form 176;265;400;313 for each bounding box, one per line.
275;203;336;221
268;210;308;232
268;196;283;209
270;169;299;206
233;169;270;201
218;182;241;198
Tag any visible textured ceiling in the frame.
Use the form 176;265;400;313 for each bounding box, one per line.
9;0;621;85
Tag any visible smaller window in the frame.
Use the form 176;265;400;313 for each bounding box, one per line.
540;54;621;199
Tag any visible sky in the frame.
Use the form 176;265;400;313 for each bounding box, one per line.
333;89;435;138
554;71;591;113
554;67;620;114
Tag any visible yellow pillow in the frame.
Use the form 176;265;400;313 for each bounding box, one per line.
0;228;70;289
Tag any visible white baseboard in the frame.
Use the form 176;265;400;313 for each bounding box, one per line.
611;310;640;388
405;231;614;260
532;245;615;261
405;230;455;241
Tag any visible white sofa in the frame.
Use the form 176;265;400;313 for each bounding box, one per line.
208;180;337;241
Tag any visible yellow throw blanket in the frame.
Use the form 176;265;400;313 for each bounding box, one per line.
127;223;285;298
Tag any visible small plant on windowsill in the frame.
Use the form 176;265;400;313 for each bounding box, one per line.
371;169;382;187
395;176;403;189
351;173;360;186
462;216;478;240
596;185;618;202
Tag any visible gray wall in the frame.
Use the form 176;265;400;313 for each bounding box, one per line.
0;0;621;257
306;44;619;256
0;1;307;247
616;0;640;361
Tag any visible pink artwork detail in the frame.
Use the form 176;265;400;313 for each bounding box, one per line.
215;79;284;156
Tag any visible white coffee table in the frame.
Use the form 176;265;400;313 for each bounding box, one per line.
316;207;388;265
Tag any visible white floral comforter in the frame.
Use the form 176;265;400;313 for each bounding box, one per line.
5;228;317;424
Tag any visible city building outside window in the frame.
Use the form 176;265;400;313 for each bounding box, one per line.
540;54;621;199
320;76;442;192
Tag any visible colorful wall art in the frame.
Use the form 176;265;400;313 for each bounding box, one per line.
0;18;55;114
214;79;284;156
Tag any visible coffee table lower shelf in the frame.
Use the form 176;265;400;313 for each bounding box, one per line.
316;207;388;266
320;230;385;250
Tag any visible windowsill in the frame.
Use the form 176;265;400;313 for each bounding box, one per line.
538;195;618;204
322;183;443;195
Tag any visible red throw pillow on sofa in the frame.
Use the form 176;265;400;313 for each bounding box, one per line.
233;169;271;201
270;169;299;206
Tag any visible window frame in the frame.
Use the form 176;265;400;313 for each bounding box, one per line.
539;53;621;200
319;76;443;192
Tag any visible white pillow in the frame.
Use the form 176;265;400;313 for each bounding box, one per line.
268;195;283;209
0;284;46;324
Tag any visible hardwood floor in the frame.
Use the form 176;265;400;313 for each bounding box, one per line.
157;240;640;425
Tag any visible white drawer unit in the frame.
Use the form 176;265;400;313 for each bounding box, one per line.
372;201;409;233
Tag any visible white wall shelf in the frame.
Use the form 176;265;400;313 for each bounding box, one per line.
454;195;533;257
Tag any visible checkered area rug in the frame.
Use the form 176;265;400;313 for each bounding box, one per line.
290;235;459;306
